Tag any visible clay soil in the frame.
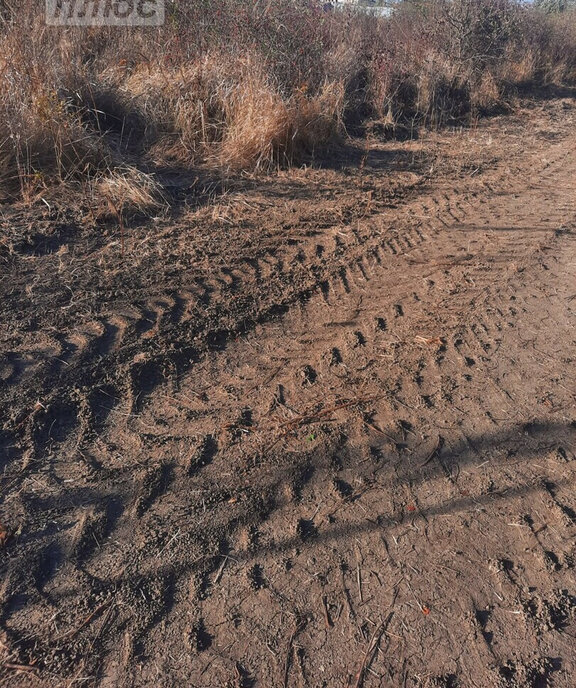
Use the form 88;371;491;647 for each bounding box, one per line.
0;94;575;688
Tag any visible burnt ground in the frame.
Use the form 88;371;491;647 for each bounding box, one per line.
0;95;575;688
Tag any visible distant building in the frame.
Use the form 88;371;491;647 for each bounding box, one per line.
332;0;395;17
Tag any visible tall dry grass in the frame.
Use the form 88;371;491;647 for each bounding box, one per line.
0;0;575;210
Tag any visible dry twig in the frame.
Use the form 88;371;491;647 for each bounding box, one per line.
350;612;394;688
283;616;306;688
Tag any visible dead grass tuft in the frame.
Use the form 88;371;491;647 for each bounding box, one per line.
219;77;344;171
94;167;167;219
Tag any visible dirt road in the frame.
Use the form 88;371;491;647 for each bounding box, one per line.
1;96;575;687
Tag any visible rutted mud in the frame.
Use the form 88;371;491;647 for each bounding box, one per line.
1;97;576;687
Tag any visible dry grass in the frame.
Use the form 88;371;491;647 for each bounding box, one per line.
121;56;344;171
0;0;574;213
218;77;344;171
94;167;167;219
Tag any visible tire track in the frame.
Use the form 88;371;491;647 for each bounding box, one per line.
1;101;576;687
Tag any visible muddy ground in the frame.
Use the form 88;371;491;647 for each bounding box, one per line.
0;93;575;688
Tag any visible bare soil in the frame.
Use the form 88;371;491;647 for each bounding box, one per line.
0;95;575;688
